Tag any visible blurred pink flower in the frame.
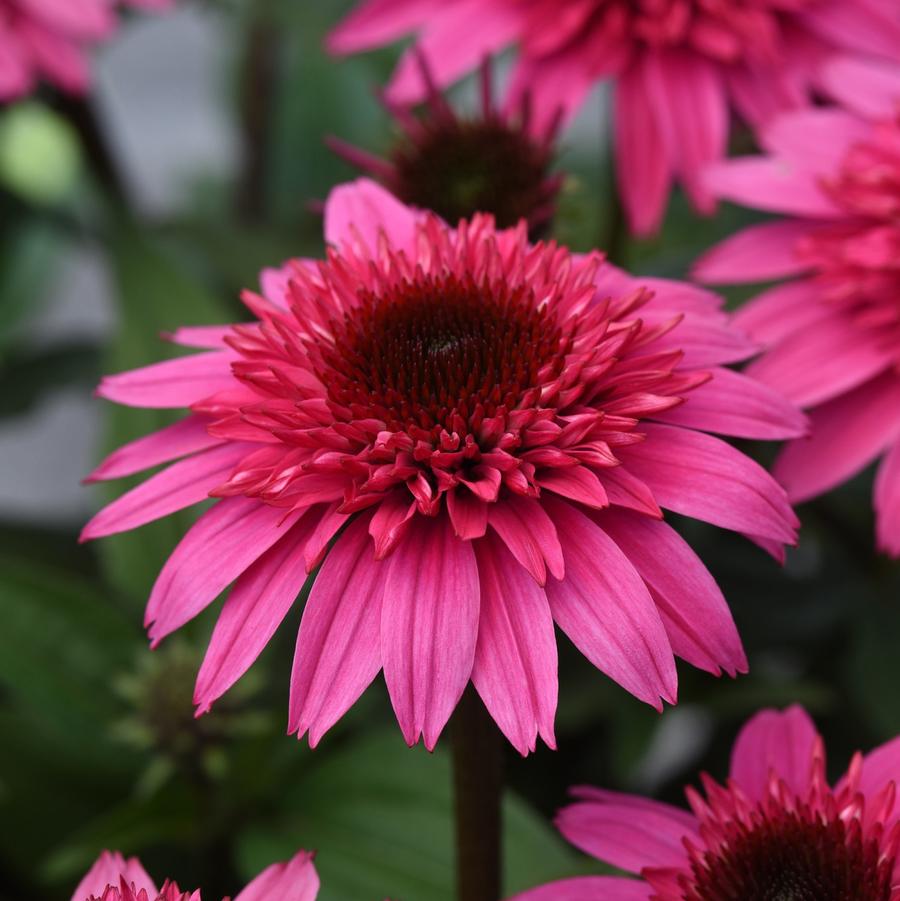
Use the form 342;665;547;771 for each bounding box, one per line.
72;849;318;901
329;0;900;235
83;178;801;755
0;0;173;100
511;705;900;900
695;97;900;557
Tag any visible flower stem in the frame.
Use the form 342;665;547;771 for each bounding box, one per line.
452;686;504;901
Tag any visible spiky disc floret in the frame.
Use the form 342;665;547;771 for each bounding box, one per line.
206;215;702;538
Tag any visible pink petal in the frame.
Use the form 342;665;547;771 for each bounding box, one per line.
654;366;808;440
730;705;820;802
165;325;235;349
802;0;900;63
570;785;698;832
692;221;817;284
760;108;871;175
875;439;900;557
194;516;319;715
81;443;250;541
509;877;652;901
621;423;798;545
233;851;319;901
447;487;489;540
86;415;221;483
647;310;758;368
327;0;440;53
146;498;304;645
19;22;88;93
704;158;841;218
488;495;564;585
774;371;900;503
20;0;113;38
543;498;677;709
614;60;672;236
381;513;480;749
845;734;900;823
818;55;900;120
556;798;693;874
471;532;557;756
97;351;236;409
324;178;421;256
745;315;897;408
732;280;831;347
648;49;727;215
599;509;747;677
72;851;156;901
538;464;609;509
289;515;386;746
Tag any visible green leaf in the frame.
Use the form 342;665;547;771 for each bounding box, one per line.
235;729;582;901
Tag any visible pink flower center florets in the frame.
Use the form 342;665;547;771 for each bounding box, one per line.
799;120;900;366
644;755;900;901
206;216;701;528
86;880;194;901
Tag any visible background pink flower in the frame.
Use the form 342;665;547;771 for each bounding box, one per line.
0;0;173;100
72;849;319;901
83;178;801;756
511;705;900;900
695;98;900;557
329;0;900;235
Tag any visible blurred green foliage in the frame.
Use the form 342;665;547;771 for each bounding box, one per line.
0;2;898;900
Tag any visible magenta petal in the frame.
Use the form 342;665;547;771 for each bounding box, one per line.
146;498;304;645
818;54;900;120
692;221;817;284
732;280;830;347
543;498;677;709
324;177;421;255
471;532;557;756
381;513;480;749
85;416;221;483
289;515;385;746
622;423;798;546
71;851;156;901
845;734;900;825
774;371;900;503
81;443;251;541
654;366;808;440
557;798;693;874
509;876;652;901
327;0;440;53
875;439;900;557
599;509;747;677
489;495;564;585
96;352;236;409
233;850;319;901
166;325;235;349
729;705;819;803
194;518;319;715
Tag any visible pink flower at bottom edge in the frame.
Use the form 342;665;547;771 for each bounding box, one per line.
510;705;900;900
72;849;319;901
328;0;900;235
82;178;802;756
694;97;900;557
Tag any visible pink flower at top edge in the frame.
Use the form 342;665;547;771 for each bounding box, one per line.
694;82;900;558
72;849;319;901
510;705;900;900
82;177;803;756
328;0;900;236
0;0;173;101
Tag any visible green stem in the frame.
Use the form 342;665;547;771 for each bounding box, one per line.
452;686;504;901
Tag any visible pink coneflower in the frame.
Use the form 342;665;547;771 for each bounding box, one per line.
72;849;318;901
694;99;900;557
329;55;562;238
83;178;802;755
511;705;900;900
329;0;900;235
0;0;172;100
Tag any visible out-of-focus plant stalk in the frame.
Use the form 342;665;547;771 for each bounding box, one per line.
452;686;504;901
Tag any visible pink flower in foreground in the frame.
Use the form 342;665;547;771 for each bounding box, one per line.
0;0;173;100
511;705;900;900
695;90;900;556
83;178;802;755
329;0;900;236
72;849;318;901
329;55;562;238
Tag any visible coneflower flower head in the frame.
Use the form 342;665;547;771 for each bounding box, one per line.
83;179;802;755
